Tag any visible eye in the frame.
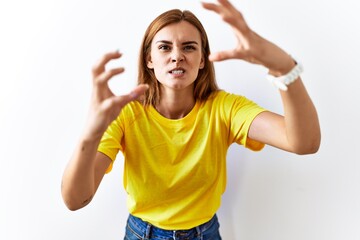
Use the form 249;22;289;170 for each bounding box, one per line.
184;45;196;51
158;44;171;51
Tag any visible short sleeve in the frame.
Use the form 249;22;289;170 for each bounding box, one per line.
97;117;124;173
220;92;267;151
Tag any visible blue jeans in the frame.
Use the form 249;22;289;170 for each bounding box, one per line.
124;214;222;240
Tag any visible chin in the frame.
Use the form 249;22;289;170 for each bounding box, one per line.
161;80;195;91
170;83;194;91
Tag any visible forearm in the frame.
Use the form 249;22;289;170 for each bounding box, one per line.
257;38;320;153
202;0;321;154
280;78;321;154
61;136;101;210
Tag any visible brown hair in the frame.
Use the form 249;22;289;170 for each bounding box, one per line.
137;9;219;106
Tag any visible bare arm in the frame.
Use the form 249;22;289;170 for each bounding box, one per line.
62;140;111;210
249;79;320;154
61;51;148;210
202;0;321;154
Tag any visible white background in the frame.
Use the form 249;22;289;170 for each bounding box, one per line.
1;0;359;239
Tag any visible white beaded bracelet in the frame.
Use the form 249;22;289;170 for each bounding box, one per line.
266;60;304;91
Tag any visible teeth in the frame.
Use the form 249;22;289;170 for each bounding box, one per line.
171;70;184;74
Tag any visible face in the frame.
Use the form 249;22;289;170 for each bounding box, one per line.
147;21;205;92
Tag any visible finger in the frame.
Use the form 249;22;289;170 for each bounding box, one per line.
209;51;236;62
94;67;125;85
105;84;149;110
92;50;122;76
128;84;150;99
112;84;149;104
217;0;233;8
201;1;222;14
120;84;149;104
209;50;243;62
201;1;235;27
201;0;234;14
97;84;149;126
202;0;246;28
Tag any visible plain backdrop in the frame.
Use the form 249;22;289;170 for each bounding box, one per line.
1;0;360;239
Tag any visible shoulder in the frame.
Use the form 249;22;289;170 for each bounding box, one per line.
205;90;251;106
203;90;264;118
117;100;148;124
121;100;146;115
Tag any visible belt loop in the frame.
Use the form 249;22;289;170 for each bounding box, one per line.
196;226;203;240
144;222;152;240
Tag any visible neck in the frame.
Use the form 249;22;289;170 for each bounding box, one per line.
155;88;195;119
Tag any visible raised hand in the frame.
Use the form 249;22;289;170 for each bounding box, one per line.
201;0;295;76
84;50;148;139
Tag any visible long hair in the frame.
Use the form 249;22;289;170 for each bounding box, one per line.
137;9;219;106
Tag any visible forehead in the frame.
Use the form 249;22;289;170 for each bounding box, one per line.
153;21;202;43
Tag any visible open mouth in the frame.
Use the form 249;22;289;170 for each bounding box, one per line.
171;70;184;74
169;68;185;75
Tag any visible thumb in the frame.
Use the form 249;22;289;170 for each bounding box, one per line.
112;84;149;107
209;50;239;62
128;84;149;100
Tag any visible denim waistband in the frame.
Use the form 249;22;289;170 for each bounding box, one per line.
126;214;219;240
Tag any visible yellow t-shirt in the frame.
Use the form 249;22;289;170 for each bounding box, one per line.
98;90;266;230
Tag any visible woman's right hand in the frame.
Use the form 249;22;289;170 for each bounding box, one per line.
84;50;148;140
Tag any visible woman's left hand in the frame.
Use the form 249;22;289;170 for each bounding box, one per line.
202;0;321;154
201;0;295;76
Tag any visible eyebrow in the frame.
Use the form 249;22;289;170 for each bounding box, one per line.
155;40;199;45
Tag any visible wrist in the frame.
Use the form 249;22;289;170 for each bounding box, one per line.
79;135;101;148
80;129;104;144
266;57;304;91
268;57;297;77
252;36;295;75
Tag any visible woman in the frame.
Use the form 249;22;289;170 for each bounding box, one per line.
61;0;321;239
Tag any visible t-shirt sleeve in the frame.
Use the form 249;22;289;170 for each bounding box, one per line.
220;92;267;151
97;116;124;173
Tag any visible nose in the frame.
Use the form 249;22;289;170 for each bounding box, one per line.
171;48;184;63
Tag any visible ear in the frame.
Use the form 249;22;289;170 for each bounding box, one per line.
147;57;154;69
199;57;205;69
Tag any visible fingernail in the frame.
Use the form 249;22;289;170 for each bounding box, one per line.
130;91;138;98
